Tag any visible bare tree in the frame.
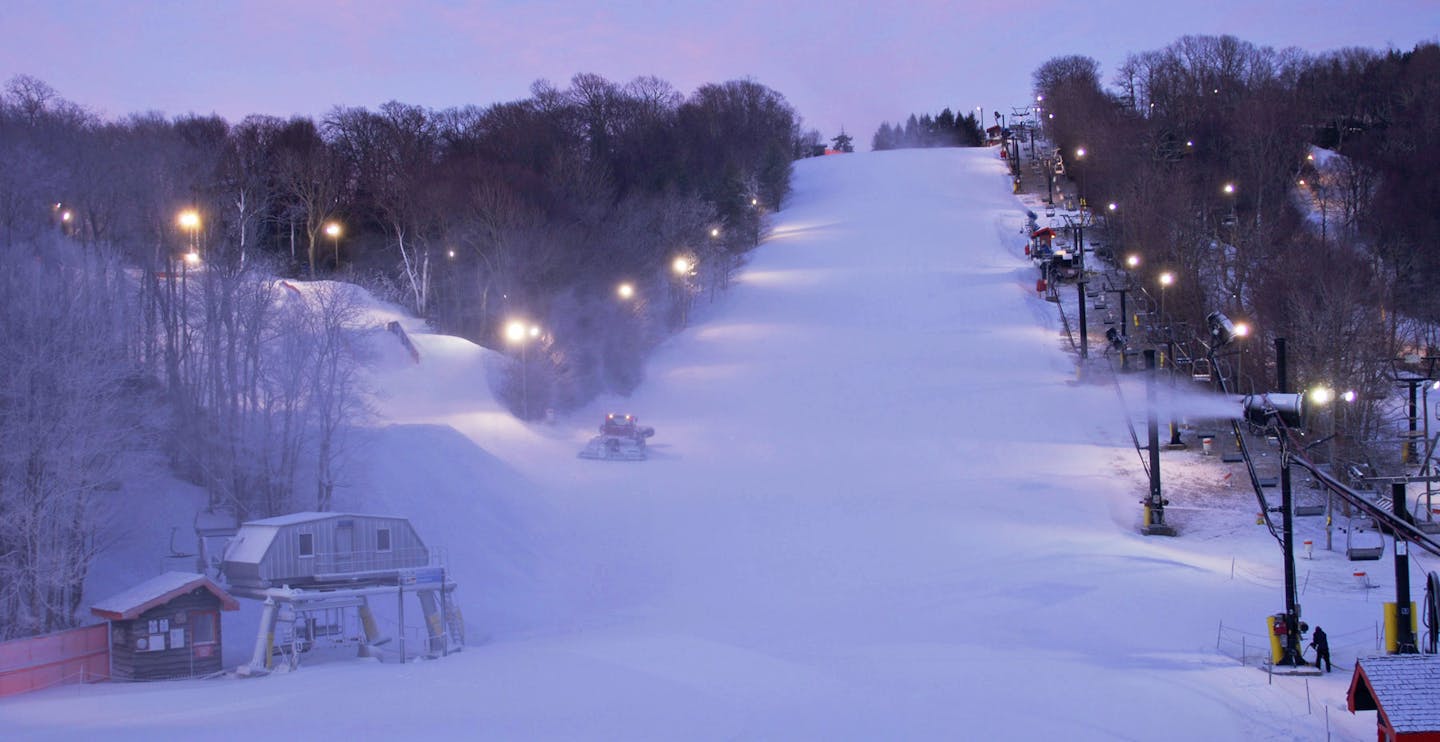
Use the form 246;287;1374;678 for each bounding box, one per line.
0;243;135;637
328;103;442;314
298;283;371;511
272;117;341;277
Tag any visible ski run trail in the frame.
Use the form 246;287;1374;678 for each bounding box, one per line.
1;148;1385;740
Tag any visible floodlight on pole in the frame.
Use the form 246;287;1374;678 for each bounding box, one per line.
325;221;342;266
505;319;542;420
1158;271;1174;326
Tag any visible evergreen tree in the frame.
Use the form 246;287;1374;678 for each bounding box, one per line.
918;113;935;146
936;108;958;146
872;122;894;151
831;129;854;153
903;114;919;147
960;112;983;146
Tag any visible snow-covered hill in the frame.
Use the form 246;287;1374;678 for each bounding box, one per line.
1;148;1385;740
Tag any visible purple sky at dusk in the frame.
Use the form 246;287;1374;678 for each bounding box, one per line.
2;0;1437;143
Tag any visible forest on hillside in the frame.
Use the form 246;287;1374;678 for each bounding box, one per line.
0;73;807;637
871;108;985;150
1028;36;1440;477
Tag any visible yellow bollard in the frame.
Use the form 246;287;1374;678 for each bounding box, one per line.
1384;602;1418;652
1267;615;1284;664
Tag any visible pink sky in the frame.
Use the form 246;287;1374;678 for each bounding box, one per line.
2;0;1436;143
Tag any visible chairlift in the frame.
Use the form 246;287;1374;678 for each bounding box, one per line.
167;526;196;559
1191;358;1213;383
1346;516;1386;561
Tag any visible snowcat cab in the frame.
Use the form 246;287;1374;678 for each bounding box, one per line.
579;414;655;461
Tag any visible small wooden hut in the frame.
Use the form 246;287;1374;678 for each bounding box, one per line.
1348;654;1440;741
90;572;238;680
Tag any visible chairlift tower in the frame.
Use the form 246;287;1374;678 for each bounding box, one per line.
1391;356;1440;466
1388;356;1440;534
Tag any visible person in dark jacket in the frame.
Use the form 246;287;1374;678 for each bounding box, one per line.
1309;626;1331;672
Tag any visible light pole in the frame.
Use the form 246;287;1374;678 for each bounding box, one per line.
1123;254;1140;340
178;209;201;258
1158;271;1174;330
1074;147;1087;208
325;221;342;269
1311;385;1339;551
1043;150;1057;205
1231;321;1250;391
1221;181;1238;236
1158;271;1181;445
506;319;541;420
174;209;202;368
1104;254;1142;370
672;255;694;327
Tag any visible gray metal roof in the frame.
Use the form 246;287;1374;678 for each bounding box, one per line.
244;511;389;527
1351;654;1440;732
223;512;418;566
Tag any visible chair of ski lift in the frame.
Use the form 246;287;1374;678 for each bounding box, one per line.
1191;358;1213;383
1346;516;1386;561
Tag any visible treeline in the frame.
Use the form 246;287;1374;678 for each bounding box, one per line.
871;108;984;150
1035;36;1440;469
0;73;802;637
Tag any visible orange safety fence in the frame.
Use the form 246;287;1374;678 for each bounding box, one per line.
0;624;110;697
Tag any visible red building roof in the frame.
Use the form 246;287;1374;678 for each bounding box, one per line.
1349;654;1440;737
90;572;238;621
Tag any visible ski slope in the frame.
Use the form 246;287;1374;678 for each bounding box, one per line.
0;148;1379;740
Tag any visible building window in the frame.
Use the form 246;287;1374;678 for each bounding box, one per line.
299;532;314;557
191;611;218;645
377;528;391;552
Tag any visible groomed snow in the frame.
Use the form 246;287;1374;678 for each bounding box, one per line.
0;148;1391;740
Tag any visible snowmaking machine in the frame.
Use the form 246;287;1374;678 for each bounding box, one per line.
578;414;655;461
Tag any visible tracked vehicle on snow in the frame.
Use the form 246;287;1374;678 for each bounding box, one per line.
578;414;654;461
